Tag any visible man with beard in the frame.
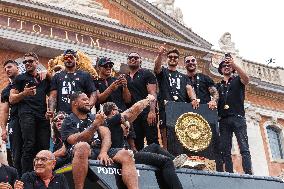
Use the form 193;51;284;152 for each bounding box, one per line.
102;99;184;189
125;52;159;151
61;92;138;189
216;54;252;174
154;44;198;150
0;60;22;174
20;150;69;189
184;55;223;171
94;57;131;112
10;52;51;174
47;49;97;118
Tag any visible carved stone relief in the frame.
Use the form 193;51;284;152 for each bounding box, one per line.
152;0;185;24
25;0;110;18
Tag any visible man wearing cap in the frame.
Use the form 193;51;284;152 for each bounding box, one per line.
154;44;198;150
216;54;252;174
125;52;159;151
9;52;51;173
0;59;22;174
94;57;131;112
184;55;223;171
47;49;97;117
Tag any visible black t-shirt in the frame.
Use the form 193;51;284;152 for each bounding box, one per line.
188;73;215;104
0;164;18;186
106;114;124;148
156;67;191;106
217;76;245;117
50;70;96;114
106;113;136;148
94;77;127;111
126;68;157;105
1;82;17;117
21;171;69;189
61;113;100;150
13;72;50;117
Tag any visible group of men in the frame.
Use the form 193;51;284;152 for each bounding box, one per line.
0;44;253;188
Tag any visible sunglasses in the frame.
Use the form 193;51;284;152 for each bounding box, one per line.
101;63;113;68
221;64;231;68
185;59;196;64
63;55;75;60
23;59;35;64
168;55;179;60
128;56;140;60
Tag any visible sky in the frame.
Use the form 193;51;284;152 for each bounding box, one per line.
147;0;284;67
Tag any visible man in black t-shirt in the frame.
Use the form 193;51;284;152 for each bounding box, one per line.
216;54;252;174
154;45;198;148
184;55;223;171
94;57;131;112
47;49;97;116
10;52;51;174
61;91;138;189
0;59;22;175
0;162;19;188
125;52;159;151
20;150;69;189
103;98;183;189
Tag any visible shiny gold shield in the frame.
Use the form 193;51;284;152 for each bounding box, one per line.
175;112;212;152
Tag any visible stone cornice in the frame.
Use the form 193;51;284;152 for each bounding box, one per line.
130;0;212;48
246;103;284;120
0;0;211;54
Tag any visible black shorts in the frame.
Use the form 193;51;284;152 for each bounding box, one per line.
90;148;121;160
67;145;121;160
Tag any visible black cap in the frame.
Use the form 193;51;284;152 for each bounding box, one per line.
98;57;114;67
218;60;236;75
63;49;77;56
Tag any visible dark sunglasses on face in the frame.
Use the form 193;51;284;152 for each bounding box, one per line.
101;63;113;68
168;55;179;60
222;64;231;68
23;59;35;64
63;54;75;60
128;56;140;60
185;59;196;64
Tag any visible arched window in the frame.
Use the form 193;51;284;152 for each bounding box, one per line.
267;126;284;160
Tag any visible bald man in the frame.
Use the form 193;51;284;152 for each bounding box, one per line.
20;150;69;189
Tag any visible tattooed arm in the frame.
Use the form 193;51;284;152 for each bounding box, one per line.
121;95;155;124
208;86;219;110
46;90;57;119
67;113;105;145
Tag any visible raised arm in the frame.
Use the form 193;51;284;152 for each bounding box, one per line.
229;58;249;85
154;44;167;74
121;95;155;123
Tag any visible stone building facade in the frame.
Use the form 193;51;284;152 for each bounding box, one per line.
0;0;283;177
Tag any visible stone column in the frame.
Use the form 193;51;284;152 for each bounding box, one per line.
245;106;269;176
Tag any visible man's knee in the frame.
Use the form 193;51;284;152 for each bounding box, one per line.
73;142;91;159
114;149;134;164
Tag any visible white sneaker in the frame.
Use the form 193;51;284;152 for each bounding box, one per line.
181;160;206;170
173;154;188;168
